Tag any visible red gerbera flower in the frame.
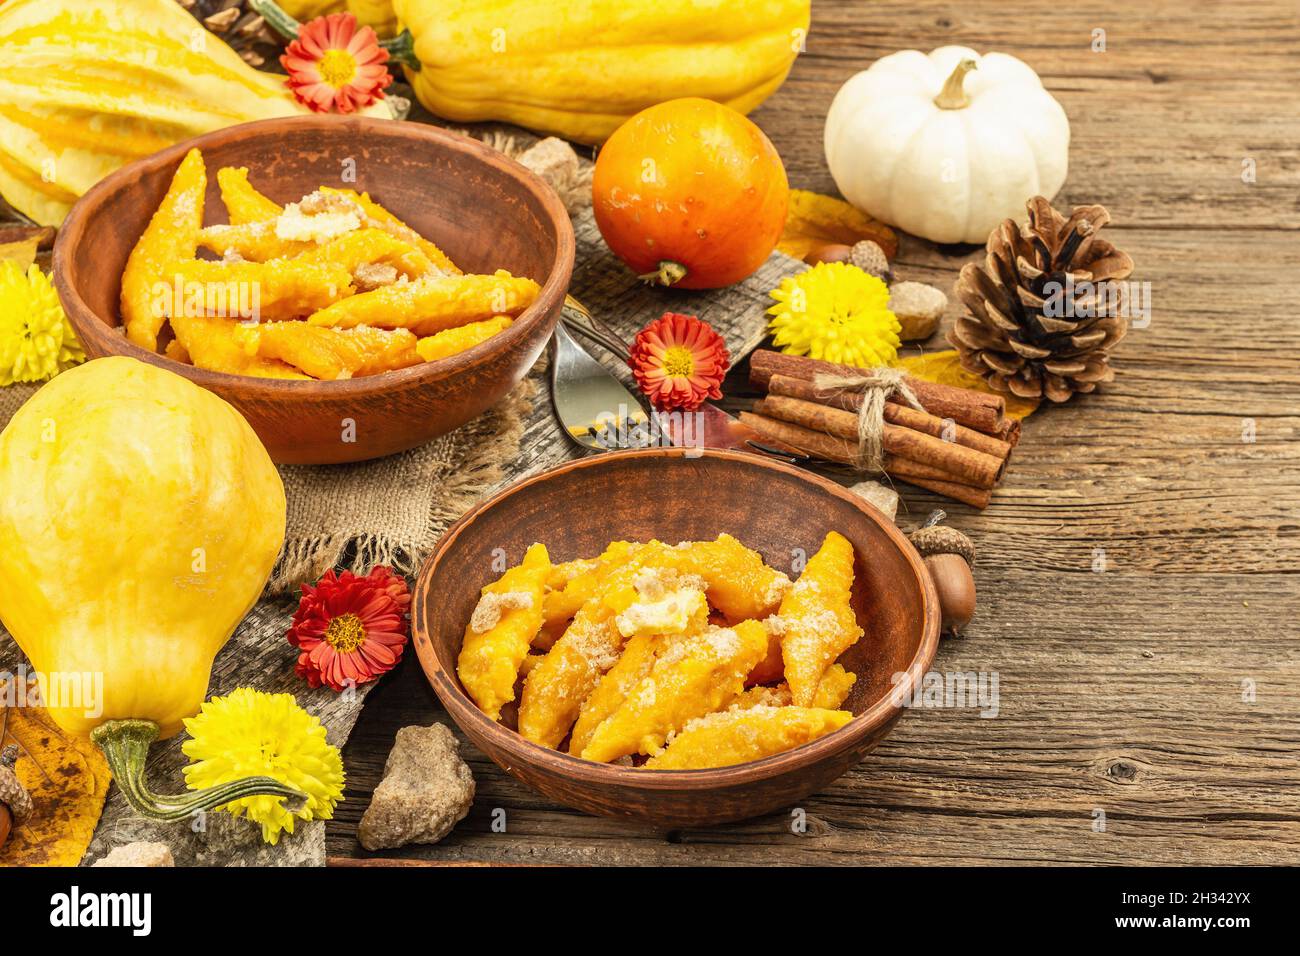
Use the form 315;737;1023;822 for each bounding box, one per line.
281;12;392;114
629;312;731;412
288;566;411;691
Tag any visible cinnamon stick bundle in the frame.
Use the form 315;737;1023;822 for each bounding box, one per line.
766;374;1013;461
752;394;1005;488
738;412;993;509
750;350;1007;434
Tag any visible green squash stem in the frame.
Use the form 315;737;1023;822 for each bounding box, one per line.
91;719;305;824
250;0;422;71
248;0;301;41
638;260;689;287
380;30;422;71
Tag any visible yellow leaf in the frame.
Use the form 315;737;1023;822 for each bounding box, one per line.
894;350;1040;420
778;189;898;262
0;677;111;867
0;237;38;268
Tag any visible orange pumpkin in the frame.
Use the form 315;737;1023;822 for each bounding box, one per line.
592;98;790;290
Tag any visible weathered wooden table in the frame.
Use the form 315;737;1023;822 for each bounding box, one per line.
328;0;1300;865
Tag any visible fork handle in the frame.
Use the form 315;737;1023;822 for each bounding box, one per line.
562;296;631;362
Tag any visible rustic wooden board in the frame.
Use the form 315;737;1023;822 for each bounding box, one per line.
322;0;1299;864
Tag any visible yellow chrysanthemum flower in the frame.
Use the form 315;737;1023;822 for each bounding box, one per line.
766;262;901;368
182;688;345;845
0;259;84;386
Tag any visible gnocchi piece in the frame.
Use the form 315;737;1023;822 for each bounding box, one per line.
169;312;309;380
667;534;792;622
416;316;514;362
645;706;853;770
121;148;206;351
217;166;281;224
457;543;551;721
732;664;856;712
163;259;354;322
234;322;420;380
197;221;311;262
306;270;539;337
580;619;769;764
293;228;434;280
778;531;863;707
570;633;670;757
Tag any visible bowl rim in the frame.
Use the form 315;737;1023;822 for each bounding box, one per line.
413;447;942;788
52;114;576;396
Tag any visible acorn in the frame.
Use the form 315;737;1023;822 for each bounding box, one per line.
0;744;32;849
801;240;853;266
802;239;893;282
909;511;976;636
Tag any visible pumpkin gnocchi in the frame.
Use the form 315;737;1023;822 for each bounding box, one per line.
119;150;537;380
459;532;865;770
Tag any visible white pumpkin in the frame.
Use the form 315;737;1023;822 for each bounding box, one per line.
824;46;1070;244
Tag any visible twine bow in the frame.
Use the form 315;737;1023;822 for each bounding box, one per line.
812;368;927;472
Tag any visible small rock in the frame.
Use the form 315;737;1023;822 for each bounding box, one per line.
92;842;174;867
850;480;899;522
358;723;475;851
889;280;948;341
517;137;588;215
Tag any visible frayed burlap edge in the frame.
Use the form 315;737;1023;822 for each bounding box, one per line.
264;377;537;595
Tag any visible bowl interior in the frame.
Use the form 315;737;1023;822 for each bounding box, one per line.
65;117;563;342
421;451;932;730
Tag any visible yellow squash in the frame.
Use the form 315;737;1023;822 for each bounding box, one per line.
0;0;388;225
389;0;811;144
0;357;301;821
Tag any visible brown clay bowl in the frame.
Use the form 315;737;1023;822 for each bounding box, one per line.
413;448;941;828
53;115;575;464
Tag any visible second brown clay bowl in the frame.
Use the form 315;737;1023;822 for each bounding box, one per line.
414;448;941;828
53;115;575;464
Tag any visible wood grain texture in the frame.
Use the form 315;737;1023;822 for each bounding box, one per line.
323;0;1300;864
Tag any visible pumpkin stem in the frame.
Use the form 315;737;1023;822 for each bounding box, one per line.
91;719;305;824
248;0;300;41
638;261;689;287
380;30;422;71
933;59;978;110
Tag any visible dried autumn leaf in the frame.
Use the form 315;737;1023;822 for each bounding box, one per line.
0;237;38;268
894;350;1040;420
0;677;111;867
778;189;899;262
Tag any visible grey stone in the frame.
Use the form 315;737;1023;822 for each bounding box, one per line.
358;723;475;850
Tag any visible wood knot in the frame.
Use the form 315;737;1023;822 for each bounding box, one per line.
1107;760;1140;783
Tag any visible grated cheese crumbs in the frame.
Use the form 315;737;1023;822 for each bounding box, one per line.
276;190;362;243
353;261;399;291
702;625;741;660
469;590;534;633
763;572;792;606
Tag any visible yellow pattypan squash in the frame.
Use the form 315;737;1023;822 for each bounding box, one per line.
0;357;300;821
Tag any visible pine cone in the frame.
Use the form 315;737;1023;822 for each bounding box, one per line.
176;0;284;68
949;197;1134;403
